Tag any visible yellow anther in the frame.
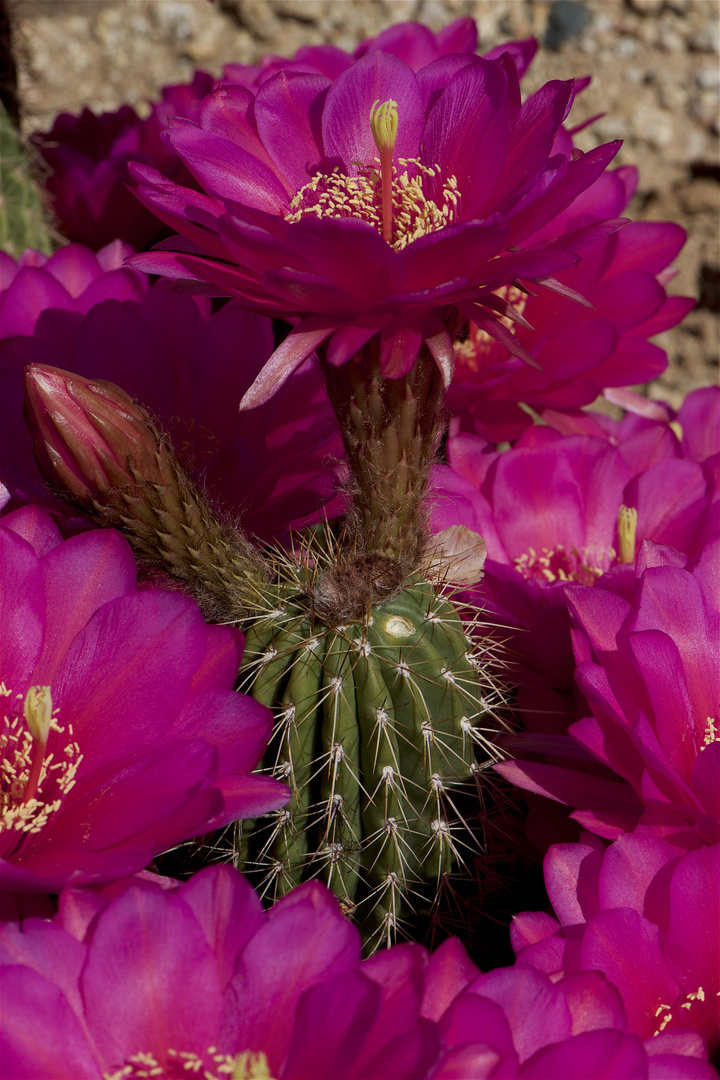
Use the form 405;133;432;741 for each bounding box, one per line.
617;505;638;565
370;98;398;243
23;686;53;745
232;1050;275;1079
369;98;399;155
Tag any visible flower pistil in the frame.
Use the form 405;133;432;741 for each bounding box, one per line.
1;684;82;853
370;98;398;243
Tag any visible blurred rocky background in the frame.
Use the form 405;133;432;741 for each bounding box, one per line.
3;0;718;405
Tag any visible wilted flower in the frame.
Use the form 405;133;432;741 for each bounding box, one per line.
511;828;719;1066
130;50;622;406
0;864;439;1079
0;504;287;895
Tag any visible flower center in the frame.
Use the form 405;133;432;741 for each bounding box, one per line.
286;99;460;249
454;286;529;372
512;506;639;585
104;1049;275;1080
653;986;712;1038
513;544;611;585
1;683;82;858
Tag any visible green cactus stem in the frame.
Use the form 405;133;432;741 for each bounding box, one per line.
0;102;54;257
237;528;506;948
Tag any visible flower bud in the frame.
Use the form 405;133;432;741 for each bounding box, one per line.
24;363;268;622
23;363;160;503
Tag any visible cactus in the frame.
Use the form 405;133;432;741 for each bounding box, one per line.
235;527;505;947
0;102;54;257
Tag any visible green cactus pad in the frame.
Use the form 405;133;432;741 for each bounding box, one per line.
237;536;504;947
0;103;54;257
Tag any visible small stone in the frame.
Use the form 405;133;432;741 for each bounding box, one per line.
615;35;638;58
696;66;720;90
626;0;665;12
690;24;720;54
544;0;592;49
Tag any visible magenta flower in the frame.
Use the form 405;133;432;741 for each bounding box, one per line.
430;962;717;1078
540;384;719;468
431;426;716;734
129;50;622;406
29;72;215;251
446;165;694;442
1;243;342;539
512;828;720;1066
28;19;530;254
0;241;147;339
0;504;287;894
224;17;534;88
498;537;720;847
0;865;439;1079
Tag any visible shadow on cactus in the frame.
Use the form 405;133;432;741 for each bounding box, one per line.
22;333;511;948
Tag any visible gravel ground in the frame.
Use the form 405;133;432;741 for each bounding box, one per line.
5;0;719;406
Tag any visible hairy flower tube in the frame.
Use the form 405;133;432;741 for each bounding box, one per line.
129;49;623;406
0;504;287;895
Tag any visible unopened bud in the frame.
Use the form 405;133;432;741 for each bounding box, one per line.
23;363;268;622
23;364;160;504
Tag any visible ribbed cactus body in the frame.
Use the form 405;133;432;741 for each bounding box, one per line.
239;570;492;944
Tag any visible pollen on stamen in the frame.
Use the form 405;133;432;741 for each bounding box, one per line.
513;543;611;586
285;156;460;251
703;716;717;746
1;688;82;846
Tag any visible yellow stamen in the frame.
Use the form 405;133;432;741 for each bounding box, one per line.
369;98;398;244
617;505;638;565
